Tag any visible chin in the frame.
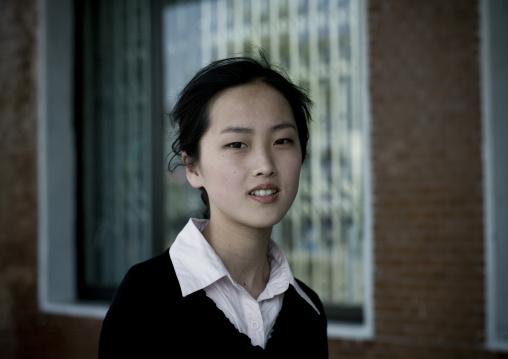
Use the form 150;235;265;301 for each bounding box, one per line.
242;213;286;229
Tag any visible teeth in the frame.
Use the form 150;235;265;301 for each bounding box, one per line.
250;189;277;196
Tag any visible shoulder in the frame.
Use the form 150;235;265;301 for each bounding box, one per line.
99;251;183;357
127;250;173;279
293;277;326;316
268;278;329;357
294;277;318;299
104;250;182;318
294;279;329;357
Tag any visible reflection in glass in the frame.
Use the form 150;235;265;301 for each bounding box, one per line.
163;0;365;319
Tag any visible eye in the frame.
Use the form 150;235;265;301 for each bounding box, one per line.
226;142;247;149
274;138;292;145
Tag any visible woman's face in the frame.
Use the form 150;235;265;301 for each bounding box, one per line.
185;81;302;231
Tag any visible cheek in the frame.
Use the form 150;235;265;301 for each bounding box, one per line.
283;156;302;188
204;158;244;192
208;168;245;208
290;167;301;190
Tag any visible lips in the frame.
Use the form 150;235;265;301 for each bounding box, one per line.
248;184;280;204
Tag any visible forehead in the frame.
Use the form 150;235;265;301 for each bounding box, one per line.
207;81;295;130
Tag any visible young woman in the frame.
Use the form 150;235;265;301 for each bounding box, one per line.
99;55;328;358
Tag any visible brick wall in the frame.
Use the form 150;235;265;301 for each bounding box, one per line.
0;0;506;358
0;1;102;358
329;0;505;358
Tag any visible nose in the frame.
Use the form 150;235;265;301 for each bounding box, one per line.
252;147;276;177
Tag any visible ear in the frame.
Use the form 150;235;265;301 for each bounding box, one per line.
182;152;204;189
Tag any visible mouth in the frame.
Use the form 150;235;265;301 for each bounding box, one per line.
248;185;280;204
248;184;280;199
249;189;278;197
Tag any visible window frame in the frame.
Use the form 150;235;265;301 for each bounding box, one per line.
38;0;107;318
326;0;373;339
481;0;508;352
38;0;166;315
74;0;165;302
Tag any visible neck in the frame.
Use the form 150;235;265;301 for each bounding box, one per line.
202;219;272;299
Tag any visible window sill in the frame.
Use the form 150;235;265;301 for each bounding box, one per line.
39;299;108;319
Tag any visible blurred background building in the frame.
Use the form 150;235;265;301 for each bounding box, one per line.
0;0;507;357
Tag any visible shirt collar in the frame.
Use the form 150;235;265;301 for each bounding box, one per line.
169;218;229;297
169;218;320;314
265;240;320;314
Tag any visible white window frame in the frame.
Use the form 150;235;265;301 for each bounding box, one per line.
37;0;107;318
481;0;508;352
327;0;373;339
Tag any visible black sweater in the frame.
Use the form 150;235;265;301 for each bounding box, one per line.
99;250;328;358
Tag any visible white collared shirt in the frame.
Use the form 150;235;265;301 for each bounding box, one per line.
169;218;319;348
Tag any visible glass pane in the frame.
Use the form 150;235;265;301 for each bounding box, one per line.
162;0;365;318
79;0;154;297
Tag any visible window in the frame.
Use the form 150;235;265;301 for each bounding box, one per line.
162;0;372;333
76;0;165;300
481;0;508;352
38;0;107;318
71;0;372;335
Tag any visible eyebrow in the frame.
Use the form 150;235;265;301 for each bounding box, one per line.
220;122;296;135
272;123;297;131
220;126;254;134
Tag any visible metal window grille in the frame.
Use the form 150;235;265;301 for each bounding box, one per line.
164;0;365;314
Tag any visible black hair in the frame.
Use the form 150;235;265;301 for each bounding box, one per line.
168;54;313;219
